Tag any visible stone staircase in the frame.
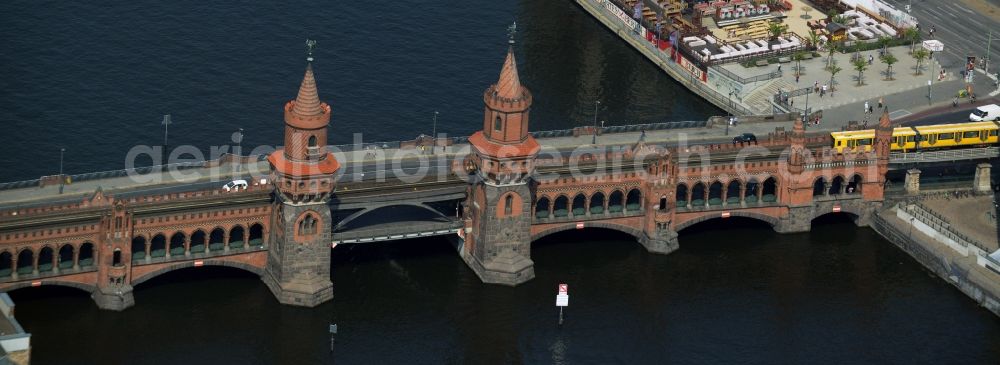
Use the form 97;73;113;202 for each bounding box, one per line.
740;78;794;114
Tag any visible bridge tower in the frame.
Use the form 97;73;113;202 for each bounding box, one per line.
462;27;540;285
263;53;340;307
868;107;891;203
93;198;135;310
643;149;680;254
775;116;814;233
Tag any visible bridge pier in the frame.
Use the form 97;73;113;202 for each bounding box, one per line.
639;230;679;255
974;163;991;194
92;285;135;311
774;206;813;233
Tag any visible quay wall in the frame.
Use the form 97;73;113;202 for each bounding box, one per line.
870;211;1000;317
573;0;752;116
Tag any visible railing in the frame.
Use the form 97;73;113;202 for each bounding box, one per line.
901;202;989;252
712;64;783;85
889;147;1000;164
0;154;270;192
773;86;813;115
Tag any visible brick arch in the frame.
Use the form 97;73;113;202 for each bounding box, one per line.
498;191;523;218
1;280;96;294
674;211;780;232
809;204;864;222
131;259;265;287
531;222;645;244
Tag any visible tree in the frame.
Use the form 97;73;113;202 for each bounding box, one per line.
881;53;898;80
912;48;930;75
877;36;893;54
768;22;788;41
903;27;920;54
826;61;843;93
792;51;807;75
807;31;821;49
852;58;868;86
826;41;839;67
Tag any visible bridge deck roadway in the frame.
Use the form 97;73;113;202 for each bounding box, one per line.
3;117;994;209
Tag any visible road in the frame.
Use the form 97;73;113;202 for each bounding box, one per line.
881;0;998;70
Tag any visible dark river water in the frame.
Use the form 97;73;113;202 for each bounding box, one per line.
2;0;1000;364
10;217;1000;364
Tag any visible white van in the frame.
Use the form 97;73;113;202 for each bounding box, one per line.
969;104;1000;121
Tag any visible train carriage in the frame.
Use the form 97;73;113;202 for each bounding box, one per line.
831;121;999;153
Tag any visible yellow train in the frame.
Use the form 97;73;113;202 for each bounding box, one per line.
830;121;1000;153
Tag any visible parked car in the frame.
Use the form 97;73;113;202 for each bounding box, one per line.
969;104;1000;121
223;179;248;192
733;133;757;145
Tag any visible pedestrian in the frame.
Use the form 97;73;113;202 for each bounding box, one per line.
795;73;800;83
822;84;827;97
878;97;883;109
814;81;819;93
790;99;794;107
953;97;959;107
864;101;870;114
929;25;935;38
777;64;782;72
868;55;874;65
971;93;977;103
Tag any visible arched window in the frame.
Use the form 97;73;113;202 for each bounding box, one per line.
308;135;317;147
494;116;503;131
112;249;122;267
504;195;513;216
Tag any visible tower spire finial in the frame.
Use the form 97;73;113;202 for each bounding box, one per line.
507;21;517;45
305;39;317;62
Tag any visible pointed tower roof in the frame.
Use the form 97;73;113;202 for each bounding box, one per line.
878;106;891;129
495;46;523;100
291;63;324;116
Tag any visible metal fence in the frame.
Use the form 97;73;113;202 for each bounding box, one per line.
901;202;989;252
713;64;783;85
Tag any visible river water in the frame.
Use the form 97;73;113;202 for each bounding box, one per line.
2;0;1000;364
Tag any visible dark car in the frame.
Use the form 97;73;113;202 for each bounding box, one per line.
733;133;757;145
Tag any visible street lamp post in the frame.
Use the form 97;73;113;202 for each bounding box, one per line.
58;148;65;194
161;114;171;172
432;111;439;154
592;100;601;144
236;128;244;175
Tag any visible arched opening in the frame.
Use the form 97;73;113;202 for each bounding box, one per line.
762;177;777;202
249;223;264;246
190;230;207;253
590;192;606;214
658;196;667;211
209;228;226;251
169;232;186;256
676;184;689;208
535;197;551;219
16;249;33;275
847;174;862;194
572;193;586;216
308;135;317;147
744;179;759;203
626;189;642;211
78;243;94;267
726;181;741;204
504;194;513;216
37;247;54;273
113;249;122;267
150;234;167;258
131;236;146;261
229;226;246;250
553;196;569;218
608;190;624;213
691;182;706;206
494;116;502;131
813;177;827;196
829;176;845;195
58;245;74;269
708;181;723;206
0;252;10;277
